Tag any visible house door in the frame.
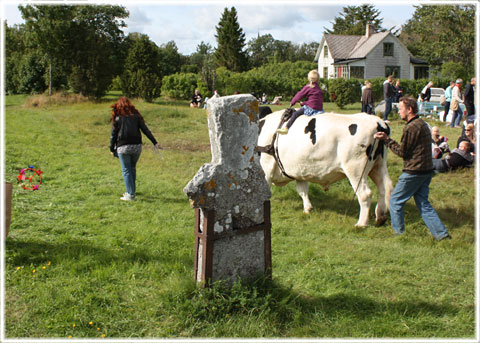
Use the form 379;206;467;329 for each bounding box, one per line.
337;67;342;78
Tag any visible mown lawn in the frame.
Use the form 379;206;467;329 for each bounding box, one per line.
3;93;475;338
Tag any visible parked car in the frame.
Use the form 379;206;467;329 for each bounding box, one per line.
417;87;445;103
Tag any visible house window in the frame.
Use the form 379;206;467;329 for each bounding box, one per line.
324;45;328;58
383;43;394;57
350;66;364;79
385;66;400;78
414;67;429;79
323;67;328;78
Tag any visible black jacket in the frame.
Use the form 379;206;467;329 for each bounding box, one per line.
110;115;157;152
464;83;474;106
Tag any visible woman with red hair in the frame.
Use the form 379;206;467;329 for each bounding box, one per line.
109;97;161;201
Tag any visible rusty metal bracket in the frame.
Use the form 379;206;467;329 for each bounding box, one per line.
193;201;272;287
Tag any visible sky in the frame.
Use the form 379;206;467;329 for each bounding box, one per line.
1;1;419;55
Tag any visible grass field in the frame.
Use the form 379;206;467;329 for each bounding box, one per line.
3;92;476;338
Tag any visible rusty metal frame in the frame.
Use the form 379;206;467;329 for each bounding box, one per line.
193;200;272;287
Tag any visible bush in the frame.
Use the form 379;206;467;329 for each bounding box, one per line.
328;78;361;109
161;73;198;99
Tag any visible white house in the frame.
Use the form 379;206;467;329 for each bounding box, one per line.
314;24;428;80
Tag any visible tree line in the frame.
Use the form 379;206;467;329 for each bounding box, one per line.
5;4;475;102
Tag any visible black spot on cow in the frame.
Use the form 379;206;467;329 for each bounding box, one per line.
377;122;390;136
366;144;373;160
258;106;272;119
349;124;358;136
304;118;316;145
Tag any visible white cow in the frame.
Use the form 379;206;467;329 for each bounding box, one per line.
257;110;393;227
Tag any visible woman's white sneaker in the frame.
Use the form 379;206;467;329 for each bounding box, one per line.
120;193;135;201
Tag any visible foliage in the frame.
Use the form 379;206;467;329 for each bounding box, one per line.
19;4;128;98
17;51;48;94
161;72;202;99
214;7;248;72
399;5;475;79
324;5;386;34
441;62;470;83
3;93;475;338
328;78;361;108
120;34;162;102
158;41;186;76
214;61;318;99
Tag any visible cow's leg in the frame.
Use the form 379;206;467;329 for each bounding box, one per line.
296;181;313;213
345;168;373;227
369;160;393;226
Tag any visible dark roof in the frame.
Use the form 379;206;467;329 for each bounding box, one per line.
324;31;390;59
410;57;428;65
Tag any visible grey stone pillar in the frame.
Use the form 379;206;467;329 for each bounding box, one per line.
184;94;272;286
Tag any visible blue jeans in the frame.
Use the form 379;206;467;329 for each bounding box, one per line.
450;108;463;127
118;152;141;195
384;97;393;120
389;172;449;240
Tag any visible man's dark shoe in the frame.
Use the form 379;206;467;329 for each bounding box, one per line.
439;234;452;241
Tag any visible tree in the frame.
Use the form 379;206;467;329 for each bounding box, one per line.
19;4;128;98
324;5;386;35
247;34;276;67
158;41;185;76
120;34;162;102
19;5;75;95
214;7;247;72
399;5;475;78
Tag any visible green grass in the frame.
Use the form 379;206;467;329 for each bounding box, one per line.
4;94;475;338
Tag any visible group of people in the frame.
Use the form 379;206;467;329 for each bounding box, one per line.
442;78;476;129
109;68;474;242
430;125;475;172
382;75;404;121
360;75;403;118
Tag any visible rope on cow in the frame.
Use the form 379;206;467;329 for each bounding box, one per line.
255;108;295;179
344;138;379;219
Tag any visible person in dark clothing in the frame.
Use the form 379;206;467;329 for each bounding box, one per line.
190;89;203;108
383;75;395;121
433;141;474;172
110;97;161;201
394;80;403;103
457;123;476;154
361;81;374;114
420;81;433;102
464;78;476;117
374;96;451;240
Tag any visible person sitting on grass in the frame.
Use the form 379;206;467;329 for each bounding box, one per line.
433;141;474;173
431;126;449;159
457;123;476;154
190;89;203;108
277;69;324;135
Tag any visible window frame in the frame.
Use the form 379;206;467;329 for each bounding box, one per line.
385;66;400;78
324;45;328;58
383;42;394;57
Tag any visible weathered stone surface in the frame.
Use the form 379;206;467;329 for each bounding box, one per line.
184;95;271;232
184;94;272;284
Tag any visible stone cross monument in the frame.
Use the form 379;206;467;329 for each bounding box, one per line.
184;94;272;286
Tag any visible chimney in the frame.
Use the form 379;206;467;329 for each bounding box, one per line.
365;24;374;38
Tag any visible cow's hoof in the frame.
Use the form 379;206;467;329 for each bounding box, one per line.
355;223;367;229
375;215;388;227
304;207;313;214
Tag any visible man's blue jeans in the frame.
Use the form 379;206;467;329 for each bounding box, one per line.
389;172;449;240
384;97;393;120
118;151;141;196
450;108;463;127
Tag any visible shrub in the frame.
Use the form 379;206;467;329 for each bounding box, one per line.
328;78;360;109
